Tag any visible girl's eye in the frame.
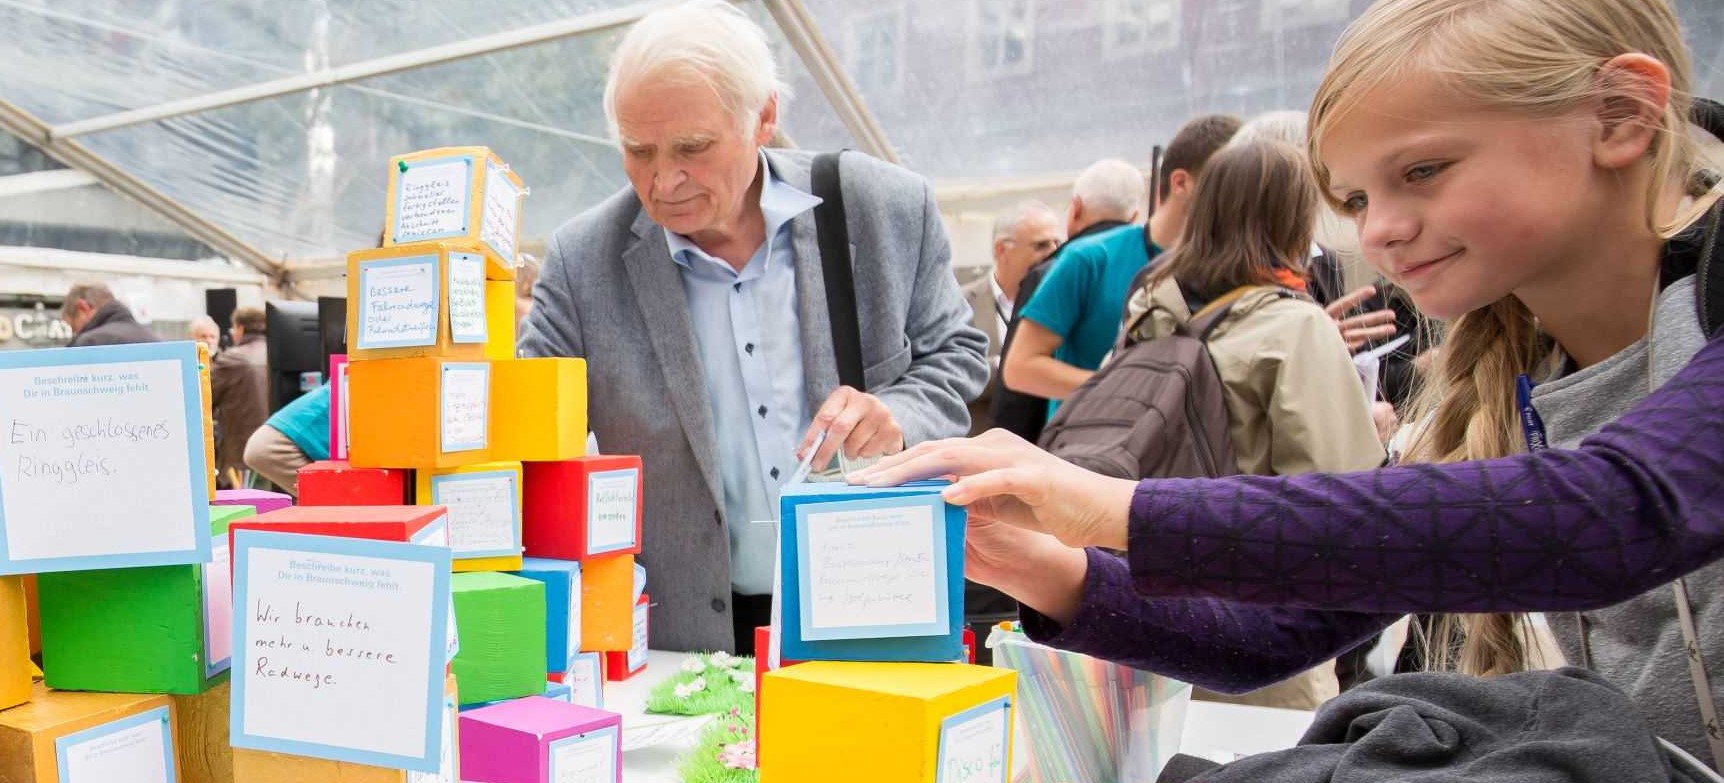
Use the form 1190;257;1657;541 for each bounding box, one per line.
1406;161;1449;183
1339;193;1368;216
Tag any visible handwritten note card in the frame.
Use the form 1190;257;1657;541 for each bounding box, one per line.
395;158;471;243
55;706;175;783
548;726;618;783
797;496;949;640
796;496;951;641
203;542;233;677
429;472;518;558
937;698;1010;783
564;652;603;709
358;258;439;349
585;469;639;554
231;530;451;772
0;342;209;575
480;163;521;264
439;363;489;453
446;253;487;345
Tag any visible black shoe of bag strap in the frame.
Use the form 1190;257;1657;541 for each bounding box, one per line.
811;151;867;392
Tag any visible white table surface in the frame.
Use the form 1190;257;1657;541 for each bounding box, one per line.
559;651;1313;782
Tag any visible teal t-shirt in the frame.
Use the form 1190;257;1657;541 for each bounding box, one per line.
1019;224;1160;409
265;383;331;461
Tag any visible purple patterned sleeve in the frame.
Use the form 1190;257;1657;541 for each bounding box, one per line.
1128;333;1724;614
1020;548;1398;692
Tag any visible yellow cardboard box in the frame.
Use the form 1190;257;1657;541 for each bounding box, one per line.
760;662;1017;783
489;358;588;463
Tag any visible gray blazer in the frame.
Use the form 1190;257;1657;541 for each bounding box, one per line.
518;148;989;652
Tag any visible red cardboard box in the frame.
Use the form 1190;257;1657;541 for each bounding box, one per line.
297;460;410;506
522;456;643;560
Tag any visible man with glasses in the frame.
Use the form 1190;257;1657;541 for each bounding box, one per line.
988;200;1065;341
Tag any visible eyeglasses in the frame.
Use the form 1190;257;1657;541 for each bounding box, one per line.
1002;238;1062;253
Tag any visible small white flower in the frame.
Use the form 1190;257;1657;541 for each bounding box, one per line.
738;678;755;693
682;657;707;674
674;683;693;699
729;670;751;685
709;651;736;668
687;676;707;693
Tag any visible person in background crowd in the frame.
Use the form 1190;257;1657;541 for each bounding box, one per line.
1004;116;1241;409
210;307;270;488
1113;138;1386;709
60;282;158;347
243;383;329;496
989;158;1150;441
189;315;221;357
517;0;988;655
988;200;1065;341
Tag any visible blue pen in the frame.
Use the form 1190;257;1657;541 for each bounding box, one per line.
1516;374;1548;452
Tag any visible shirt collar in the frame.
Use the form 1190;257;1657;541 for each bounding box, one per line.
666;149;822;271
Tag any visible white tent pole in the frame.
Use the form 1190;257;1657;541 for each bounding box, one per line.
760;0;900;164
0;98;284;280
49;0;683;141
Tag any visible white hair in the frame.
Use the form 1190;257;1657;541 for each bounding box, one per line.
190;315;219;332
1071;158;1146;220
1233;110;1309;148
603;0;789;140
992;199;1058;241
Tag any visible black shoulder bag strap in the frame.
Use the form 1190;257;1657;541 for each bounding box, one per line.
811;151;867;392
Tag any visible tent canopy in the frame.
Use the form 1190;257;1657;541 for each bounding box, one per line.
0;0;1719;283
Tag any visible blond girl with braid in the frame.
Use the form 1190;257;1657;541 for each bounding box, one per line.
856;0;1724;769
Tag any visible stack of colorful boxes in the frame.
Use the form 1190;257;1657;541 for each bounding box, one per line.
304;147;630;783
757;482;1016;783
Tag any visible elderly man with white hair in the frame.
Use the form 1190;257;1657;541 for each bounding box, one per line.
518;0;988;654
989;200;1064;338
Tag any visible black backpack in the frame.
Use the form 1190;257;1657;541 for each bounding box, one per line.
1037;287;1288;480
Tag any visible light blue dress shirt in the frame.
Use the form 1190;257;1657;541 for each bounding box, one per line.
666;152;822;596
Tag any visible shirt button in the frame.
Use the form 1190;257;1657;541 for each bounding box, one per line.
713;510;722;526
757;405;767;418
745;343;755;354
712;598;727;613
733;282;742;293
770;467;780;479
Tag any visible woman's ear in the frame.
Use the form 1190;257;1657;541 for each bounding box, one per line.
1592;53;1672;171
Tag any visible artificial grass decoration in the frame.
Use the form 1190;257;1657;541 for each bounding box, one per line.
677;702;757;783
645;651;755;717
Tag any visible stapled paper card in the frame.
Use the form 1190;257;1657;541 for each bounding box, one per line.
0;342;211;575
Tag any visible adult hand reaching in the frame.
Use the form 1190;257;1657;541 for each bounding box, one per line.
797;385;904;470
847;428;1136;550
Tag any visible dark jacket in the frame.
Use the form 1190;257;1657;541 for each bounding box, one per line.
1160;668;1704;783
67;301;159;347
211;334;271;476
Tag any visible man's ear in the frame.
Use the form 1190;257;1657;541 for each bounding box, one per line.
754;92;780;147
1591;53;1672;172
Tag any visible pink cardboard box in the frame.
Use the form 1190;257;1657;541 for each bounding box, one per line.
213;488;293;515
459;696;622;783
